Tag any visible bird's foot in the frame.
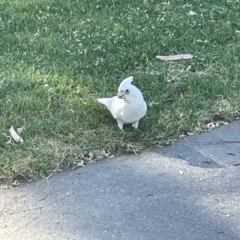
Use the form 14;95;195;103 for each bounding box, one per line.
132;122;139;129
133;128;141;132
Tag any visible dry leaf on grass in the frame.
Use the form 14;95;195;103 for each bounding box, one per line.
186;132;195;136
17;127;25;134
206;122;216;130
77;160;85;167
188;10;197;16
186;65;192;71
156;54;193;61
9;126;23;143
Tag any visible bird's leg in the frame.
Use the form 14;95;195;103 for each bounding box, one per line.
117;120;124;130
132;121;139;129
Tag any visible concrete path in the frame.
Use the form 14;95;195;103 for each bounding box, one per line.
1;121;240;240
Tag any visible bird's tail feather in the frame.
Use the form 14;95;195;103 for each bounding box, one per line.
97;98;112;109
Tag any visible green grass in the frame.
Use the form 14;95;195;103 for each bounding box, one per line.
0;0;240;183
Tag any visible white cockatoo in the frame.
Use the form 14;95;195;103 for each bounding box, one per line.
97;76;147;130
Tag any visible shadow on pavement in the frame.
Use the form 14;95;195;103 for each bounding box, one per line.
155;121;240;168
1;146;240;240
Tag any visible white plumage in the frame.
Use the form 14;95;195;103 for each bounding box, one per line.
97;76;147;130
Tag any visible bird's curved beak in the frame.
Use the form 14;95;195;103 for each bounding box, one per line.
117;92;124;99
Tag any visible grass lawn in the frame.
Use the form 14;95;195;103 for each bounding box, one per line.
0;0;240;184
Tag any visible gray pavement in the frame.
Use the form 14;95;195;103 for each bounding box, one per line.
1;121;240;240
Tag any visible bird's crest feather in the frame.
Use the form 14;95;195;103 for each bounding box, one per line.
118;76;133;91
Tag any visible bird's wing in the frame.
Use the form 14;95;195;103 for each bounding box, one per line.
108;96;124;119
120;101;147;123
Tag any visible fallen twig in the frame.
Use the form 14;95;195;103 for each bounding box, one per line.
156;54;193;61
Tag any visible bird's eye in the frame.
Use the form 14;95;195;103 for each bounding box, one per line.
125;89;130;95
